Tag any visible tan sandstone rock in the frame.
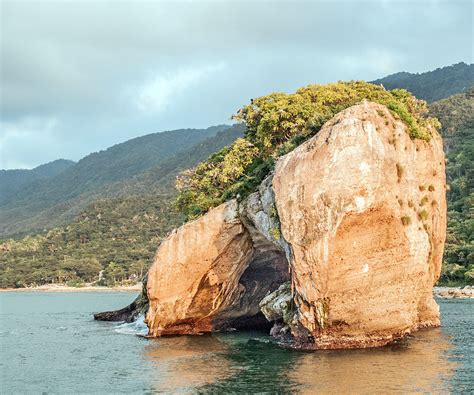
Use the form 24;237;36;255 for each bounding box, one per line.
96;101;446;350
145;199;289;336
272;101;446;349
145;200;252;336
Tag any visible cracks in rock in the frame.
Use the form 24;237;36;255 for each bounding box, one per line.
232;175;303;337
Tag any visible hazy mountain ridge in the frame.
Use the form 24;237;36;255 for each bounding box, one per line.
372;62;473;103
0;159;75;202
102;124;245;197
0;125;242;237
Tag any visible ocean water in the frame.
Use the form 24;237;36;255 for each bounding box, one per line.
0;292;472;394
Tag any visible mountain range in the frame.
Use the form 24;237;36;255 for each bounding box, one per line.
0;124;244;237
371;61;473;103
0;159;75;201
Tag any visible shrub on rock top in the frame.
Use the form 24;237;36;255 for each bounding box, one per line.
176;81;441;219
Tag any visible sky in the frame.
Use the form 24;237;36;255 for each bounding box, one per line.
0;0;472;169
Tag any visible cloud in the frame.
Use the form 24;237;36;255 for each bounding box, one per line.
0;117;60;169
0;0;472;168
131;63;226;114
339;48;401;78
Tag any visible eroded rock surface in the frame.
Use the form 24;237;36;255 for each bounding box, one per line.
95;101;446;350
145;199;288;336
272;102;446;348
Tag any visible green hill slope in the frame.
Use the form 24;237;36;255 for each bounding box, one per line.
372;62;474;103
0;125;241;237
0;194;182;287
0;159;75;201
430;88;474;284
0;126;244;287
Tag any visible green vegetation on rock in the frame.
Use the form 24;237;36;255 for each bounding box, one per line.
177;81;439;219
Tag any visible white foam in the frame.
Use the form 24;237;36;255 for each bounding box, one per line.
114;314;148;336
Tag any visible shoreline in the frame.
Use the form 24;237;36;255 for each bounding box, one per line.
1;284;472;297
433;286;473;299
0;284;142;292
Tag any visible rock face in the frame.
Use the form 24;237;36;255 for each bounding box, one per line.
95;101;446;350
272;102;446;348
145;199;289;336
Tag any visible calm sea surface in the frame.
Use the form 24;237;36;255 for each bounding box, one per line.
0;292;472;394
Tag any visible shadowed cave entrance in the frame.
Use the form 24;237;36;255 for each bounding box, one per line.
94;245;290;334
212;247;290;331
94;201;292;335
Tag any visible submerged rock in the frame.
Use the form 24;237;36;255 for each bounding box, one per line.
93;277;149;322
96;102;446;350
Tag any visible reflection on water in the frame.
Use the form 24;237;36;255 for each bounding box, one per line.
144;328;457;393
1;293;472;393
144;336;232;393
145;332;302;393
290;328;456;394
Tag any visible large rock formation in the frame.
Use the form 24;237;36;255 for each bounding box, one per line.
272;102;446;348
145;199;289;336
95;102;446;349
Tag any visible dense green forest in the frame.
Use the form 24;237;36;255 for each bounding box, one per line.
0;125;242;238
372;62;473;103
430;88;474;284
0;64;472;288
0;195;183;287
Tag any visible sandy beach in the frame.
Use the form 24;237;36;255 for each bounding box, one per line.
0;284;142;292
2;285;473;296
433;286;474;299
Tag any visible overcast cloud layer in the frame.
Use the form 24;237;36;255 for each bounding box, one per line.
1;0;472;169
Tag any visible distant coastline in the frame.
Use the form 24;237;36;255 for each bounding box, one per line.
2;285;472;298
433;286;474;299
0;284;142;292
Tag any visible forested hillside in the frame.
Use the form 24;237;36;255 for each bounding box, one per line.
372;62;473;103
0;194;183;287
0;125;242;237
430;88;474;284
0;159;75;201
0;126;244;287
